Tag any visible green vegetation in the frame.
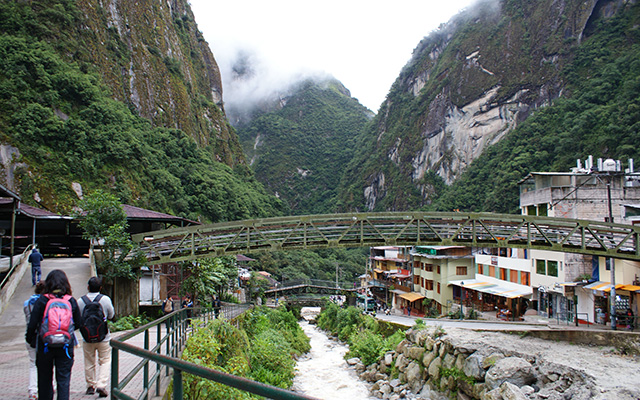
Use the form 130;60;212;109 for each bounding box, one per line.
247;247;368;285
181;306;309;399
76;190;145;280
433;4;640;212
180;256;238;303
108;314;152;332
316;302;404;366
0;1;282;222
237;79;372;215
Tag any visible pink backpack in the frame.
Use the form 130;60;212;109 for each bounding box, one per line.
39;294;75;350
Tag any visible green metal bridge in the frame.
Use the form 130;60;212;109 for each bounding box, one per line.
132;212;640;262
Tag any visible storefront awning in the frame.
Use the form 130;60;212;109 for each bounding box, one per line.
584;281;624;292
399;292;425;302
620;284;640;292
449;279;532;299
373;268;384;273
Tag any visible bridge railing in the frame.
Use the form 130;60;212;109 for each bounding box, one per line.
110;305;319;400
132;212;640;263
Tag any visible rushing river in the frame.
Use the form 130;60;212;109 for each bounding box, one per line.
291;311;376;400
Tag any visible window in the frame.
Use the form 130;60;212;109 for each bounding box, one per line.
437;282;441;294
488;265;495;277
510;269;519;283
547;261;558;277
521;271;530;286
425;264;433;272
478;264;484;275
527;205;537;215
456;266;467;275
536;260;546;275
499;268;507;281
436;265;441;274
414;275;420;285
426;280;434;291
538;204;548;216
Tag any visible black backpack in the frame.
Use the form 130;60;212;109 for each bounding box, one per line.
80;294;108;343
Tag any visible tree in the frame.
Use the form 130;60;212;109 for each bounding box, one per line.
182;257;238;304
76;190;145;280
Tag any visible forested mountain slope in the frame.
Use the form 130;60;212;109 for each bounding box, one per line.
337;0;637;212
434;2;640;213
0;0;283;221
235;79;373;215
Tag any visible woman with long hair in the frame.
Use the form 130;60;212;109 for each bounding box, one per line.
25;269;83;400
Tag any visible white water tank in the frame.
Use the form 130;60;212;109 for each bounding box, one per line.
602;158;617;172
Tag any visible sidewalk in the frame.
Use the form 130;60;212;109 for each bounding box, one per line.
0;257;166;400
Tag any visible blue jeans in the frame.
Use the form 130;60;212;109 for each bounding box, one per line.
36;345;74;400
31;265;41;285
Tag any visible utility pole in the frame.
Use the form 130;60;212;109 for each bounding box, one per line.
607;179;617;330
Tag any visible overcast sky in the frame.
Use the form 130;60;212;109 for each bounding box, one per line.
189;0;478;112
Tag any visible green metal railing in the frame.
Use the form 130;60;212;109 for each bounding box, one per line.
110;305;319;400
132;212;640;263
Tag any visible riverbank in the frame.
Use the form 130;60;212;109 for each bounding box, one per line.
354;324;640;400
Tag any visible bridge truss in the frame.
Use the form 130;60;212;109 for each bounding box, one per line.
131;212;640;263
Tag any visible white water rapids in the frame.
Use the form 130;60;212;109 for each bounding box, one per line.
291;309;376;400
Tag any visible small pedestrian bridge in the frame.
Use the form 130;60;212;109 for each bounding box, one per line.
265;279;356;297
132;212;640;263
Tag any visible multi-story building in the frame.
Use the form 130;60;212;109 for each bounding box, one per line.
518;157;640;324
368;246;413;310
450;247;533;319
411;246;475;316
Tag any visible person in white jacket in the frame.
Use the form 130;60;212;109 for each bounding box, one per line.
77;277;114;398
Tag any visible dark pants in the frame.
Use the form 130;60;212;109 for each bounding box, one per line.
36;346;74;400
31;265;41;286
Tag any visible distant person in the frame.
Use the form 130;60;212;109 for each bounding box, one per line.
182;295;193;320
162;295;174;316
24;281;45;400
213;296;221;319
29;246;44;286
26;269;82;400
78;277;114;398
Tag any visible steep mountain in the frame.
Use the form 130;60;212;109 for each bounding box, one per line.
235;78;373;215
338;0;634;212
0;0;282;221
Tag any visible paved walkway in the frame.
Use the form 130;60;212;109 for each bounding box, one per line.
0;257;167;400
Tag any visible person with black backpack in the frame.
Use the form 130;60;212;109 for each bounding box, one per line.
78;276;114;398
25;269;83;400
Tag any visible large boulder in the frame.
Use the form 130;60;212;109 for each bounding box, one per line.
405;361;423;393
485;357;535;390
428;357;443;381
463;352;486;381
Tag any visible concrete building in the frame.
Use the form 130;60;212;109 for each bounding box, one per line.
411;246;474;316
518;157;640;325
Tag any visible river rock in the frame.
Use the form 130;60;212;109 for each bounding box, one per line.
423;349;437;370
396;353;409;372
482;352;505;369
397;339;410;354
405;361;423;392
385;351;394;366
443;352;456;370
346;357;361;366
485;357;535;390
406;345;426;361
484;381;528;400
428;357;442;380
463;352;486;381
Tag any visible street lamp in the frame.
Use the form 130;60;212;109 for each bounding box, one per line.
460;282;464;320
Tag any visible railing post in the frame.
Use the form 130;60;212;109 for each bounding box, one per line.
173;369;183;400
156;322;161;396
111;347;119;399
144;329;149;400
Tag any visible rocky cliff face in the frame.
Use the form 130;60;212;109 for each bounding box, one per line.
76;0;243;165
342;0;628;211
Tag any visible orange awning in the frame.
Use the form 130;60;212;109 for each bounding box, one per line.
399;292;425;302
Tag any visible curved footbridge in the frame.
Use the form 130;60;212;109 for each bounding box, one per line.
132;212;640;263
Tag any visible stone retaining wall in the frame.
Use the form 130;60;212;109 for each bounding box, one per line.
350;325;599;400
